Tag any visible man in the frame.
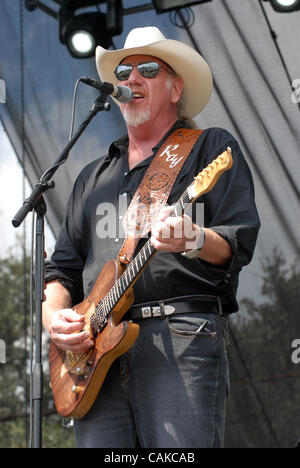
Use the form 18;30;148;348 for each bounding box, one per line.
43;27;260;448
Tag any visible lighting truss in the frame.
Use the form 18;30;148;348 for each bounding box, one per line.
25;1;216;58
152;0;212;14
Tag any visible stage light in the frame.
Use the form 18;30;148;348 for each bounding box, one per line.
60;12;114;58
68;30;96;57
152;0;212;14
263;0;300;12
59;1;123;58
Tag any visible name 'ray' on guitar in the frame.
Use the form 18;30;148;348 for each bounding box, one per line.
49;148;233;419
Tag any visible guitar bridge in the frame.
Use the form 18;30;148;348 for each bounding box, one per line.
64;348;93;376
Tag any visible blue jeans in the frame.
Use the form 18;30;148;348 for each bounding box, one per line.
74;311;230;448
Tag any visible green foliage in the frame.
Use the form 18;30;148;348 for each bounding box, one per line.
225;248;300;448
0;251;75;448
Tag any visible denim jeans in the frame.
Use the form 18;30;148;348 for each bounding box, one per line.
74;311;230;448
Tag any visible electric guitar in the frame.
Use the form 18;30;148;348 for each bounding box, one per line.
49;147;233;419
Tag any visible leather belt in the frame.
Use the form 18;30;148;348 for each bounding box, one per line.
125;295;231;321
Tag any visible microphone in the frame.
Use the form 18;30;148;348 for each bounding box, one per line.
80;76;133;103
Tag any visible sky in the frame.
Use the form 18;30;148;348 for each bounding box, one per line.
0;120;55;259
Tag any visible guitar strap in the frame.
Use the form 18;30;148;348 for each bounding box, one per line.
117;127;203;264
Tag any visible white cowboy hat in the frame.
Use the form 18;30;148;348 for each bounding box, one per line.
95;26;213;119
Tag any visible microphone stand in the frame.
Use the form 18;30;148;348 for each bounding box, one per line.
12;94;111;448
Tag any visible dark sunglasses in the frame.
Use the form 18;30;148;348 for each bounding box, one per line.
114;61;175;81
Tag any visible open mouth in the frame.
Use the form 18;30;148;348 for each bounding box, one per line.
133;93;144;100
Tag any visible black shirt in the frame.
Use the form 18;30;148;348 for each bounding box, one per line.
45;121;260;313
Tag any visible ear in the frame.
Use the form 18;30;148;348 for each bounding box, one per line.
170;76;184;105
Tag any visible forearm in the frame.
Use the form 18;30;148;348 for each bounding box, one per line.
198;228;232;266
42;280;72;334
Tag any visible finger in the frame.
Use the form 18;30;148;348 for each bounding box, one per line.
54;337;94;354
150;235;181;252
155;205;174;223
59;308;84;322
152;220;170;240
164;217;185;238
181;214;198;240
52;319;85;335
53;330;91;347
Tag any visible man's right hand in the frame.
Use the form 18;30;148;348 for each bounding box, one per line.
49;308;94;353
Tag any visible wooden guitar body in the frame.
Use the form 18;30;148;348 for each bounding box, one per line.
49;259;139;419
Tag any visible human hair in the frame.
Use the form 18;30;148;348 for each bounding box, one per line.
165;73;198;129
176;92;198;129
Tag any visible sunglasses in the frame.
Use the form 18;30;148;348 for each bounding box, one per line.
114;61;175;81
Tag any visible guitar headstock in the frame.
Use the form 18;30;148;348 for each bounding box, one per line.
188;147;233;200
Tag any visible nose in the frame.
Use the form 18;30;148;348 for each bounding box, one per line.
126;65;143;85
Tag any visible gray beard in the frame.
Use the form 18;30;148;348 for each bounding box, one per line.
122;107;151;128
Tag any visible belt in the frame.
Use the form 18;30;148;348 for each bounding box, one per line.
125;295;231;321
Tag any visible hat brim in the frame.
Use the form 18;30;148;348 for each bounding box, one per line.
96;39;213;119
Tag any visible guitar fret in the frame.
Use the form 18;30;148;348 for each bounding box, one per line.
110;295;114;309
115;282;121;301
121;276;126;292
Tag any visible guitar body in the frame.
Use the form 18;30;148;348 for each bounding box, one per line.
49;259;139;419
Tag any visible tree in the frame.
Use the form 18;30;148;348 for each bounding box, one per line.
0;250;75;448
225;249;300;448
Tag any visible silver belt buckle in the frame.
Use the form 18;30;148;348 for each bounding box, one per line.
152;306;161;317
164;305;175;316
141;304;175;319
141;306;151;319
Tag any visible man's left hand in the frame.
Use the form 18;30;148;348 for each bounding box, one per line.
150;206;200;252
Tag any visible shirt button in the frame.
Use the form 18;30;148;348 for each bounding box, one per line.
124;171;128;176
115;238;119;243
122;192;127;196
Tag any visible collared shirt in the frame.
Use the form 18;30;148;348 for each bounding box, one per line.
45;120;260;313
